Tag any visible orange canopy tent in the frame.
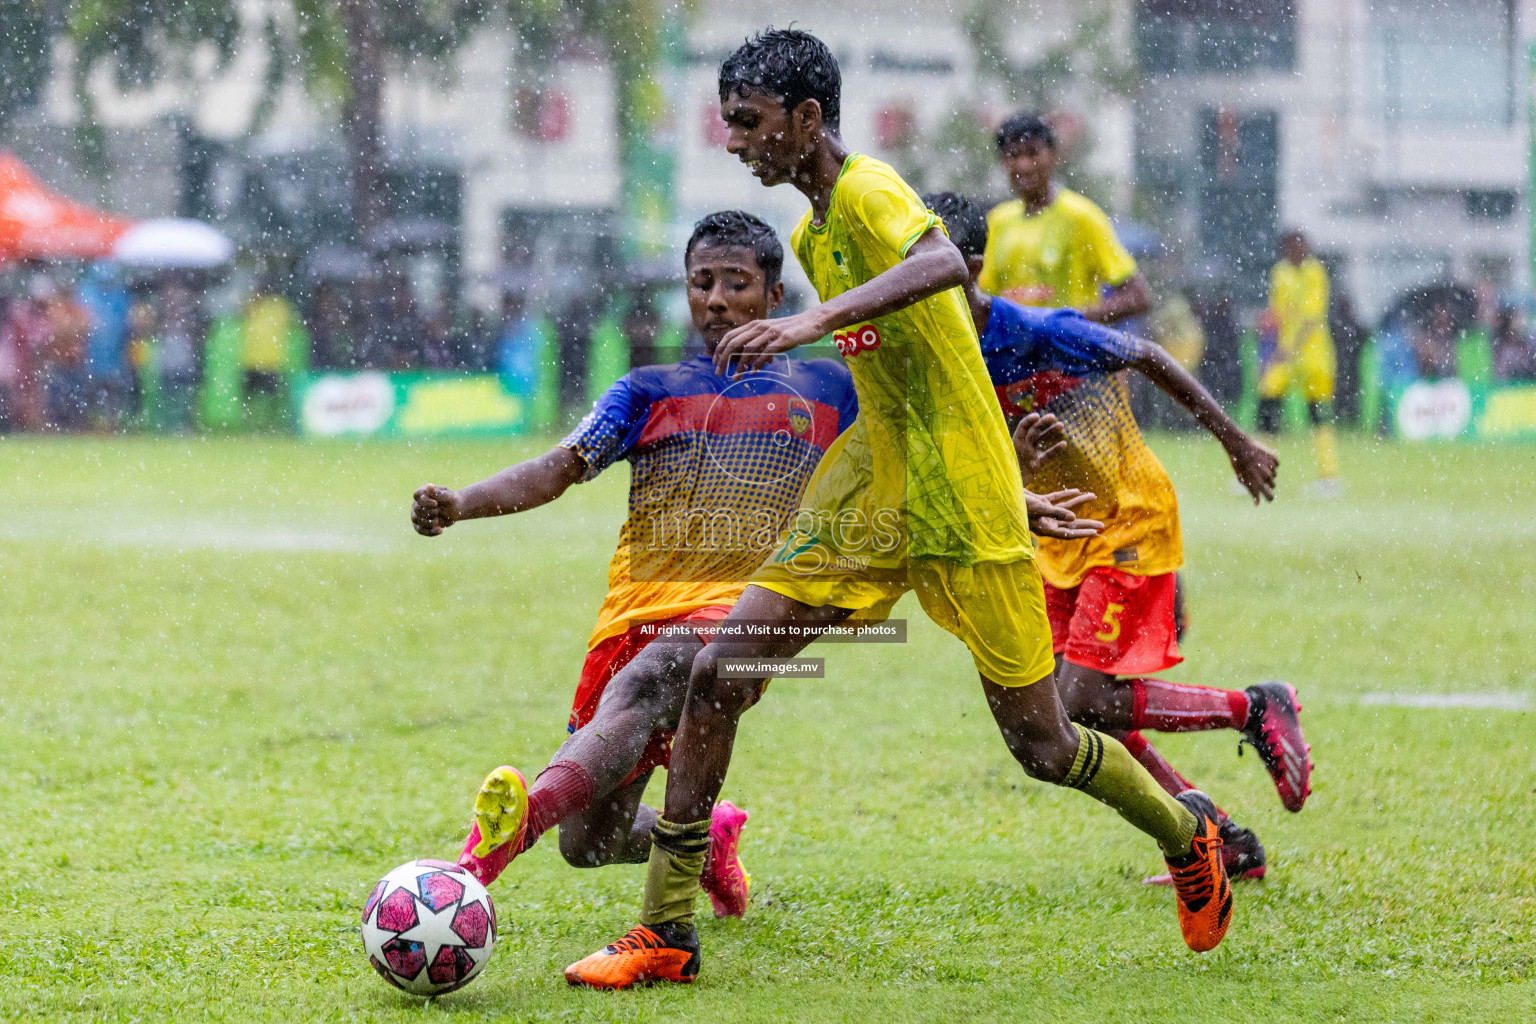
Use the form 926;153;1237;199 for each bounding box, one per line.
0;151;134;262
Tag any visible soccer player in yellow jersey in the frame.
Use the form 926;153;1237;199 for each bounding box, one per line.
979;113;1151;324
1261;229;1342;496
565;30;1236;990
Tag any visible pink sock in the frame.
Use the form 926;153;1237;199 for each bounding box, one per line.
1121;730;1229;825
515;760;594;853
1129;678;1250;733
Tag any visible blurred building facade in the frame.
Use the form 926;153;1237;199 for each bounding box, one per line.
5;0;1529;320
1135;0;1533;316
6;0;1129;309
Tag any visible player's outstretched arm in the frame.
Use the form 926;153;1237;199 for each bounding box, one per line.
1025;488;1102;540
1129;339;1278;504
410;447;587;536
714;227;967;375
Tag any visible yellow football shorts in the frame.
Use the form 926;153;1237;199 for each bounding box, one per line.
1260;338;1336;404
749;541;1056;688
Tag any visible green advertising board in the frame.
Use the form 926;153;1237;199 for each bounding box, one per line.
294;372;530;439
1388;379;1536;441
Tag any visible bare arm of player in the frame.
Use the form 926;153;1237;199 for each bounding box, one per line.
713;227;967;376
1025;489;1102;540
411;447;588;536
1080;273;1152;325
1129;339;1279;505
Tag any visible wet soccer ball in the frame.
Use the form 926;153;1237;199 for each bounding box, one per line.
360;859;497;996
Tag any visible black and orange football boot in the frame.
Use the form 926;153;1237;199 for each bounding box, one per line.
1144;817;1266;886
564;923;700;989
1241;681;1313;812
1165;790;1233;952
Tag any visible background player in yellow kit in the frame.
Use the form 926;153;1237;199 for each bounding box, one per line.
564;30;1235;990
979;113;1151;325
1260;229;1342;497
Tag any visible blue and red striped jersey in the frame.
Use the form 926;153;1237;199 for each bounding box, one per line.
560;354;857;648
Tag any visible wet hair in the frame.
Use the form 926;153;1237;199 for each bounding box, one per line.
719;28;841;133
685;210;784;289
922;192;987;261
996;112;1057;151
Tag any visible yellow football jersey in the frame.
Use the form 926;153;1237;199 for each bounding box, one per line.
979;190;1138;312
788;153;1032;567
1268;256;1332;355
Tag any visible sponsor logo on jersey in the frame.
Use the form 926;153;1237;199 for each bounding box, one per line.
833;323;882;357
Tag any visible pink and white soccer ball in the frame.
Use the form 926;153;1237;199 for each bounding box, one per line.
360;859;497;996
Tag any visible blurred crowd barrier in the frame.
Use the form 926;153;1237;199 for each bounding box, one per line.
3;259;1535;443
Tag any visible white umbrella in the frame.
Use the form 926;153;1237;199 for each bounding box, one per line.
113;217;234;269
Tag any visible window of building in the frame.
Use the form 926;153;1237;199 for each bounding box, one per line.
1370;0;1515;128
1466;190;1517;221
1136;0;1296;76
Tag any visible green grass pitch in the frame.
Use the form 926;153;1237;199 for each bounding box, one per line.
1;433;1531;1022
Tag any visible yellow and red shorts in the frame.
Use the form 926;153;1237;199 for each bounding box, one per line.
568;605;733;785
750;544;1055;689
1045;567;1182;676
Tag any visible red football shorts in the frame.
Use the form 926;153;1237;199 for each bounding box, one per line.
1044;568;1182;676
567;606;734;786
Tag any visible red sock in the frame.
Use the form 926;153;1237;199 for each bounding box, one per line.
1121;730;1229;825
1129;678;1250;733
515;760;593;853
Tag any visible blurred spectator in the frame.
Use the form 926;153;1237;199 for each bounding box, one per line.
3;278;52;431
125;299;155;421
0;295;16;431
157;279;205;432
624;292;665;368
421;303;456;369
1329;294;1367;426
1191;281;1242;406
240;277;298;429
1493;306;1536;382
78;261;131;430
1144;288;1205;429
1412;303;1458;380
40;276;91;430
496;290;542;396
373;274;423;368
555;291;599;417
309;282;356;369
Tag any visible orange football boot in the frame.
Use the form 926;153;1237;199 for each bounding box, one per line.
1165;790;1233;952
564;924;700;989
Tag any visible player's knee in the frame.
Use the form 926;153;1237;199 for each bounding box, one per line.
557;825;612;868
998;722;1078;784
686;645;754;717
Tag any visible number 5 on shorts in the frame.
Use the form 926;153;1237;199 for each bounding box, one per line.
1096;602;1124;643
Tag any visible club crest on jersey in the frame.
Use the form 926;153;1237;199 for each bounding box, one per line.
832;250;849;277
833;323;881;357
997;370;1083;416
788;405;812;436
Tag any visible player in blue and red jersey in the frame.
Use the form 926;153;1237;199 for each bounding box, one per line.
410;212;858;916
926;191;1308;885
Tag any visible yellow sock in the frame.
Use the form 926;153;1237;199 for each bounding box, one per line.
1313;423;1340;479
638;816;710;927
1062;725;1197;857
